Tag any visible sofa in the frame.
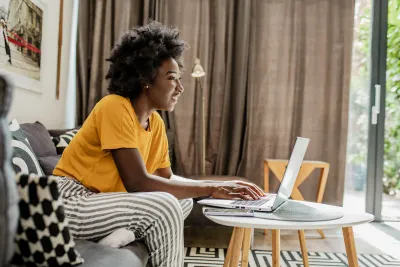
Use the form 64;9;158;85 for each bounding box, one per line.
0;75;149;267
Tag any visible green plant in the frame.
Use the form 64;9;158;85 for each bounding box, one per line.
383;0;400;195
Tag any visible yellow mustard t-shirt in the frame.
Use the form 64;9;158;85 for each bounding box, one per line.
53;94;171;192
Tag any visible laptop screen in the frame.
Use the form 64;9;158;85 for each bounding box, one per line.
272;137;310;210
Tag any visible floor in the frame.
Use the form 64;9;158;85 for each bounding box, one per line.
184;222;400;258
343;183;400;221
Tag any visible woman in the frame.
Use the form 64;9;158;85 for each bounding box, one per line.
0;18;12;65
53;21;264;267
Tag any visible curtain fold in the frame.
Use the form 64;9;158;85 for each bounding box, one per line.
215;0;251;175
237;0;354;205
76;0;355;205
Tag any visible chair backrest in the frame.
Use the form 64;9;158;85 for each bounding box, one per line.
0;74;19;266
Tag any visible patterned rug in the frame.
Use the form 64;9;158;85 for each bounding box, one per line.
184;247;400;267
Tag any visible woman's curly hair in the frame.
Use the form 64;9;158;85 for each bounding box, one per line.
105;21;187;99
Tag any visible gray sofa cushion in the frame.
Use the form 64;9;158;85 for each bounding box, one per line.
38;155;61;175
21;121;57;157
9;119;45;176
74;240;149;267
0;75;20;266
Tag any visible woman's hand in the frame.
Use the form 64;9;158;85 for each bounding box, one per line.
210;181;266;200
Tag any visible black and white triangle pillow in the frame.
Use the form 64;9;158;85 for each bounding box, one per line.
9;119;44;176
52;129;79;155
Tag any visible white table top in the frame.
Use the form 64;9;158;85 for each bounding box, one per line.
203;201;374;230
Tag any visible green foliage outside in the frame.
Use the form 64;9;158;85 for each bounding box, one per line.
384;0;400;195
347;0;400;195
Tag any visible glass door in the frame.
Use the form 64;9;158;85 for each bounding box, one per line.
344;0;373;215
365;0;388;222
345;0;400;222
381;0;400;221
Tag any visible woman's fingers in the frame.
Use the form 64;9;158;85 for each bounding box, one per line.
235;181;265;196
233;186;259;200
226;192;250;200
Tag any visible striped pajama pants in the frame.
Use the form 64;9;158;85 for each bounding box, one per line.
57;177;193;267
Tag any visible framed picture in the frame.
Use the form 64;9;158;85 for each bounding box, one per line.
0;0;44;93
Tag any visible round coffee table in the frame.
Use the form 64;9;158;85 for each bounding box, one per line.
203;202;374;267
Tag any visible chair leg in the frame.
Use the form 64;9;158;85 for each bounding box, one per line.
272;229;280;267
250;228;255;249
317;229;325;239
241;228;252;267
298;230;309;267
229;228;245;267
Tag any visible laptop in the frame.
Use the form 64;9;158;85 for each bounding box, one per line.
198;137;310;212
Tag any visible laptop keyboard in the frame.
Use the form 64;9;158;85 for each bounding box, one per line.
231;195;273;207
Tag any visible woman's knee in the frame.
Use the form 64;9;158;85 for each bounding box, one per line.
180;198;193;219
154;192;184;222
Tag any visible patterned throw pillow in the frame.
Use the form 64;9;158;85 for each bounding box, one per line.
9;119;44;176
12;173;84;266
51;129;80;155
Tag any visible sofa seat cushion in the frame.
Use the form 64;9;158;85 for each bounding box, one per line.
74;240;148;267
38;155;61;175
20;121;57;157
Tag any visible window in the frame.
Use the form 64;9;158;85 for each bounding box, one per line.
29;9;33;24
36;14;40;28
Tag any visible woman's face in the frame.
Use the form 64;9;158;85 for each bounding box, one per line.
147;58;184;111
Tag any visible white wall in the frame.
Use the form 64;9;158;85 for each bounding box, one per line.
7;0;77;129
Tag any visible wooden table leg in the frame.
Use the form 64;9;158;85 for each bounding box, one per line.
229;227;245;267
342;227;359;267
298;230;309;267
272;229;280;267
224;228;237;267
241;228;252;267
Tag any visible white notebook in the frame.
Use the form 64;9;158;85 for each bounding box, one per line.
203;207;254;217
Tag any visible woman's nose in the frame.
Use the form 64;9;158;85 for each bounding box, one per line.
177;80;184;93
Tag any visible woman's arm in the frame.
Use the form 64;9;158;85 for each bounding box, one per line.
112;148;263;200
164;171;265;195
153;167;172;179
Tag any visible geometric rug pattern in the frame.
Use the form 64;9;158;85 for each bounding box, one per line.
184;247;400;267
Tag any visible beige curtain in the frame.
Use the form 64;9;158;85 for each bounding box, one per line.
76;0;354;205
76;0;143;125
242;0;354;206
168;0;354;205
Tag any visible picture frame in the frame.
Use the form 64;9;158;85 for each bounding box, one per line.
0;0;45;94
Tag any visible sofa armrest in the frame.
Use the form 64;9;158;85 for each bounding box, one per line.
0;75;19;266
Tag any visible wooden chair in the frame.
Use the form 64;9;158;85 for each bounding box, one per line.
264;159;330;267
